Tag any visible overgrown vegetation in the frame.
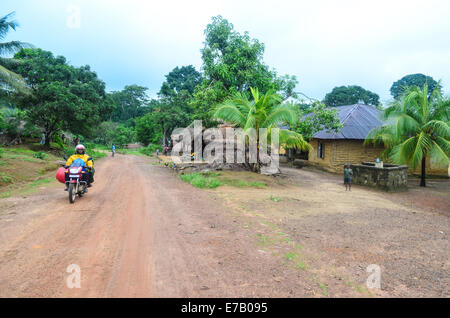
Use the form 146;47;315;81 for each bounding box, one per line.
180;171;267;189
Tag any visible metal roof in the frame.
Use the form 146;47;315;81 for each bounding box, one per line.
313;104;383;140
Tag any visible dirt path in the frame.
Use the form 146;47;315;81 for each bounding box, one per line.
0;155;312;297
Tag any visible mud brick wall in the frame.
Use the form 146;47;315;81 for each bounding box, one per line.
350;162;408;191
308;139;384;173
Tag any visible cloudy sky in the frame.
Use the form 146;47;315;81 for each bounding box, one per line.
2;0;450;103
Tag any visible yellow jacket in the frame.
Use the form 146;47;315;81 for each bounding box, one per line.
65;153;93;169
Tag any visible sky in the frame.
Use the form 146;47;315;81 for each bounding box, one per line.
2;0;450;103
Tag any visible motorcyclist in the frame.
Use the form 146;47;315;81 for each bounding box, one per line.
64;144;94;191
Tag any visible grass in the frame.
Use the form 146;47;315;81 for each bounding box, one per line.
180;171;267;190
181;172;222;189
0;172;14;185
270;195;281;202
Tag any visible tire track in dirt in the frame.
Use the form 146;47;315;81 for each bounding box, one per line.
0;154;312;297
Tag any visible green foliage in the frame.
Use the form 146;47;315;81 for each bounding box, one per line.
323;85;380;107
10;48;109;147
293;101;343;141
366;84;450;186
109;85;150;122
191;16;298;127
92;121;118;145
181;172;222;189
114;125;136;147
270;195;281;202
159;65;202;97
0;172;14;184
33;151;46;160
0;12;33;93
135;111;162;146
390;73;441;100
213;87;311;171
138;144;161;156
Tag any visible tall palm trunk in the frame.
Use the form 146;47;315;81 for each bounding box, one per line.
420;157;426;187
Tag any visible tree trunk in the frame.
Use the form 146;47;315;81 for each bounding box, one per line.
420;157;426;187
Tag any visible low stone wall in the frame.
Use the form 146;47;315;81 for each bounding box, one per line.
350;162;408;191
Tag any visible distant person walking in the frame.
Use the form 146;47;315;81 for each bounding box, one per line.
40;132;45;145
163;145;168;156
344;164;353;191
156;148;159;157
112;143;116;157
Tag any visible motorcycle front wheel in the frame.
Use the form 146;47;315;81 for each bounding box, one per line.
69;183;76;204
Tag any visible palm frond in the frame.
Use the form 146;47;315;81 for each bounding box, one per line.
423;120;450;139
279;129;311;151
0;12;18;40
410;132;432;169
0;64;29;93
261;104;296;128
430;140;450;168
0;40;33;56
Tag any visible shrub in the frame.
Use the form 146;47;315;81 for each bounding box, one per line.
180;172;222;189
33;152;47;160
139;144;162;156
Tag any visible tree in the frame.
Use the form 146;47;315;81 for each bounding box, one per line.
135;112;163;146
191;16;298;127
323;85;380;107
293;101;343;141
10;48;108;147
390;73;441;100
109;85;150;122
366;84;449;187
114;124;136;148
159;65;202;97
0;12;32;93
213;87;311;172
93;121;118;145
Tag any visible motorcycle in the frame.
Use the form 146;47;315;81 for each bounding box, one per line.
57;158;88;204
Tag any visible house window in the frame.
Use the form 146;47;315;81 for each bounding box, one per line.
318;141;324;159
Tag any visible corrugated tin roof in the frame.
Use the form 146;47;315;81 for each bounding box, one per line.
313;104;383;140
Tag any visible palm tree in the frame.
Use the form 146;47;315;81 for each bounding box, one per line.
213;87;311;172
0;12;32;93
366;84;449;186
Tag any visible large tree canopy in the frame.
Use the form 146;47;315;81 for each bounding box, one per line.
323;85;380;107
10;48;108;147
159;65;202;97
390;73;441;100
109;85;150;123
136;66;201;146
191;16;298;127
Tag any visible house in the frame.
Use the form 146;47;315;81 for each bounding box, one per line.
305;103;448;176
307;103;385;173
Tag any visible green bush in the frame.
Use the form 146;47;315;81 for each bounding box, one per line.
0;147;4;158
139;144;161;156
180;172;222;189
33;152;47;160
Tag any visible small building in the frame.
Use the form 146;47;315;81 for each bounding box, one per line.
307;104;385;173
305;103;449;176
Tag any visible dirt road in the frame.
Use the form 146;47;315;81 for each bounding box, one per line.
0;155;310;297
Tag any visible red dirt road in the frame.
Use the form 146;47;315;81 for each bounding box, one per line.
0;155;309;297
